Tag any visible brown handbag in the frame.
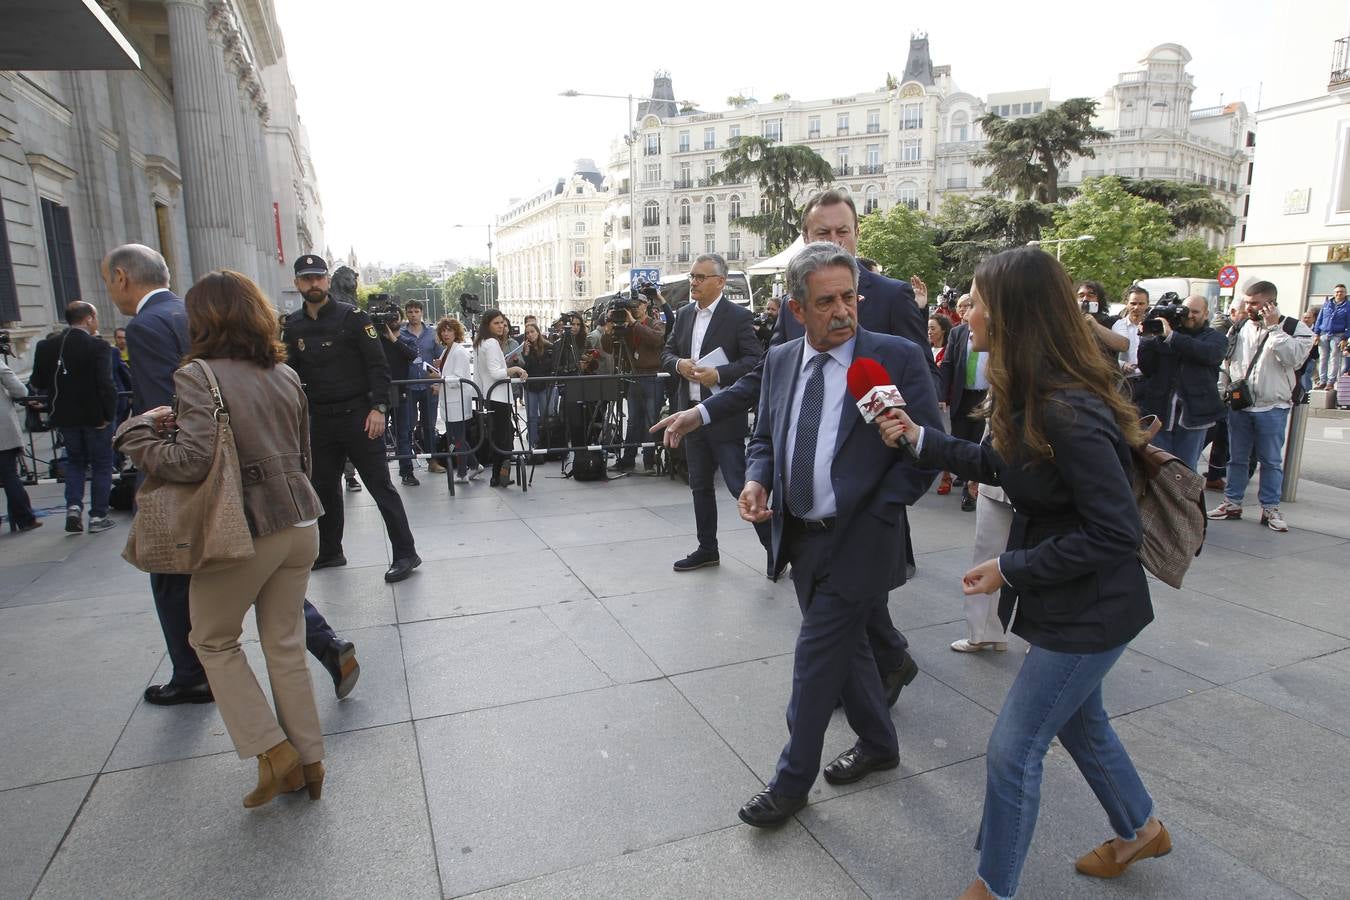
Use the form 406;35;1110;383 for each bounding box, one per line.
1130;416;1207;589
122;360;255;575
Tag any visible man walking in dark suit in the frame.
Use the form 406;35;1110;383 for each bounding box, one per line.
29;301;119;533
736;242;941;826
103;244;361;704
660;252;768;571
653;189;928;704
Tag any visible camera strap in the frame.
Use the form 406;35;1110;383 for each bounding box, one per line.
1229;324;1271;384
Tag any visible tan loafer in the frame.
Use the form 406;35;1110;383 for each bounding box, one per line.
951;639;1008;653
1076;823;1172;878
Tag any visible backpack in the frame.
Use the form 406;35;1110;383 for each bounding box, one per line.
1131;417;1206;589
563;449;607;482
1280;316;1310;404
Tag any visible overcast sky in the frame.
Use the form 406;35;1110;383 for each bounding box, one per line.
272;0;1274;267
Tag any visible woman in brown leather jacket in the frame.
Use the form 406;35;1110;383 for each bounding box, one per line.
116;270;327;809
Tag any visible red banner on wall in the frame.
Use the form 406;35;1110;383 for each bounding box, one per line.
273;202;284;263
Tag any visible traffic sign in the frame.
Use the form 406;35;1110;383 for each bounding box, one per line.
1217;265;1240;288
630;267;660;287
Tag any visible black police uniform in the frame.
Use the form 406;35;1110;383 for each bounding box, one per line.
283;296;417;565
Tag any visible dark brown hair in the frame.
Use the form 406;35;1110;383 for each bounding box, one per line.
183;269;286;368
474;309;506;349
975;248;1143;462
436;317;465;344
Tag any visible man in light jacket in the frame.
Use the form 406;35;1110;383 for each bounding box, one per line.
1208;281;1313;532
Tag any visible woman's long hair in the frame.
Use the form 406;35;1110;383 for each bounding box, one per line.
976;248;1143;462
523;322;551;357
473;309;506;350
183;269;286;368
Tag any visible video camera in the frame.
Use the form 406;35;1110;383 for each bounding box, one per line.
0;330;12;359
367;293;401;330
1142;291;1187;335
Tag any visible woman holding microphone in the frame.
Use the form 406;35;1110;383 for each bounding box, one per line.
879;247;1166;899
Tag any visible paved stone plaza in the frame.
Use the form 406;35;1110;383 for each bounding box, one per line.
1;457;1347;899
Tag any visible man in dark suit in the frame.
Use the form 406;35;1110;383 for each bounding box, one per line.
938;295;989;512
29;301;119;533
736;242;941;826
653;189;927;702
103;244;361;705
660;252;768;571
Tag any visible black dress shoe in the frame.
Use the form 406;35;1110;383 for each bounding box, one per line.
883;653;920;707
673;548;720;572
610;459;635;472
738;788;807;827
961;493;977;512
311;554;347;571
319;639;360;700
401;473;420;486
823;745;901;785
384;553;422;583
144;681;214;706
345;477;362;492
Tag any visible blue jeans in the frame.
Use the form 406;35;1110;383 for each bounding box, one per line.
524;389;551;449
398;389;437;475
622;375;664;465
977;643;1153;899
1225;406;1289;508
1152;425;1208;473
1316;333;1344;385
61;425;114;518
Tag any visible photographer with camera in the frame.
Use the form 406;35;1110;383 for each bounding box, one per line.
1208;282;1313;532
1136;294;1227;472
1075;280;1130;359
751;296;781;351
602;287;666;471
366;298;421;486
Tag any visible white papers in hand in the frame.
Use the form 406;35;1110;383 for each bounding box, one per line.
696;347;729;394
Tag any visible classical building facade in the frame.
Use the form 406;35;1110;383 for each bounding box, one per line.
1233;0;1350;313
551;38;1252;292
0;0;324;370
494;160;609;323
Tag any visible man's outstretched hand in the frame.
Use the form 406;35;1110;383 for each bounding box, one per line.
650;407;703;448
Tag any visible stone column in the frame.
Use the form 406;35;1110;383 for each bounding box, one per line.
205;3;250;276
243;86;278;298
164;0;235;277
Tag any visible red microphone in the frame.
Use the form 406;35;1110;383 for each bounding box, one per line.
847;357;919;459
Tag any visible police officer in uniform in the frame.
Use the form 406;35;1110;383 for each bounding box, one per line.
283;255;421;583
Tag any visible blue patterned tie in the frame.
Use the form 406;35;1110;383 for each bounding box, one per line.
788;354;829;518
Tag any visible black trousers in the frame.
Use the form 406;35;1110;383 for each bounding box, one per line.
951;388;988;443
684;429;770;552
310;406;416;561
485;400;515;475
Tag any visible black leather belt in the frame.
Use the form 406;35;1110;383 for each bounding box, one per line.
787;513;836;533
310;396;366;415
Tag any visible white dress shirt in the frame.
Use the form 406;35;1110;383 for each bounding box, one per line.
783;336;855;520
687;295;722;402
1113;317;1143;372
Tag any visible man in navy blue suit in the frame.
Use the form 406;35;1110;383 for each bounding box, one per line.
660;252;769;571
735;242;941;826
654;190;930;705
103;244;361;704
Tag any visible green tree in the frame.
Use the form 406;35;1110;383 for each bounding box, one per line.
376;270;434;301
1047;177;1179;300
1117;178;1235;233
930;195;1057;288
857;204;942;294
443;266;497;315
1157;236;1233;281
972;97;1110;203
711;136;833;254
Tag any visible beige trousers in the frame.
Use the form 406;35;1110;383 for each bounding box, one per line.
188;524;324;763
967;489;1015;644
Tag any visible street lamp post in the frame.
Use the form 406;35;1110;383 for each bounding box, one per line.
451;222;494;305
1027;234;1096;260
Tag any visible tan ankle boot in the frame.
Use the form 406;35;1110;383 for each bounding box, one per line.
243;740;301;809
302;762;325;800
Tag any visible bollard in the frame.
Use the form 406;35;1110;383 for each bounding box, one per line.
1281;401;1310;502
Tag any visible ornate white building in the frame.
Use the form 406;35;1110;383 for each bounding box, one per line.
494;160;609;322
563;38;1253;292
1234;0;1350;313
0;0;325;369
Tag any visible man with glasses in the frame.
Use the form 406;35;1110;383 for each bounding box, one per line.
661;253;767;571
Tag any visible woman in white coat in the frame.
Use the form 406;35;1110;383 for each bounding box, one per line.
433;318;479;483
472;310;527;487
1;358;41;532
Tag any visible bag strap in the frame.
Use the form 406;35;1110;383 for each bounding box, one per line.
193;359;229;423
1226;322;1270;381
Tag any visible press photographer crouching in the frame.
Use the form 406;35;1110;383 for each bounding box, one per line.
1135;293;1227;472
602;284;667;472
